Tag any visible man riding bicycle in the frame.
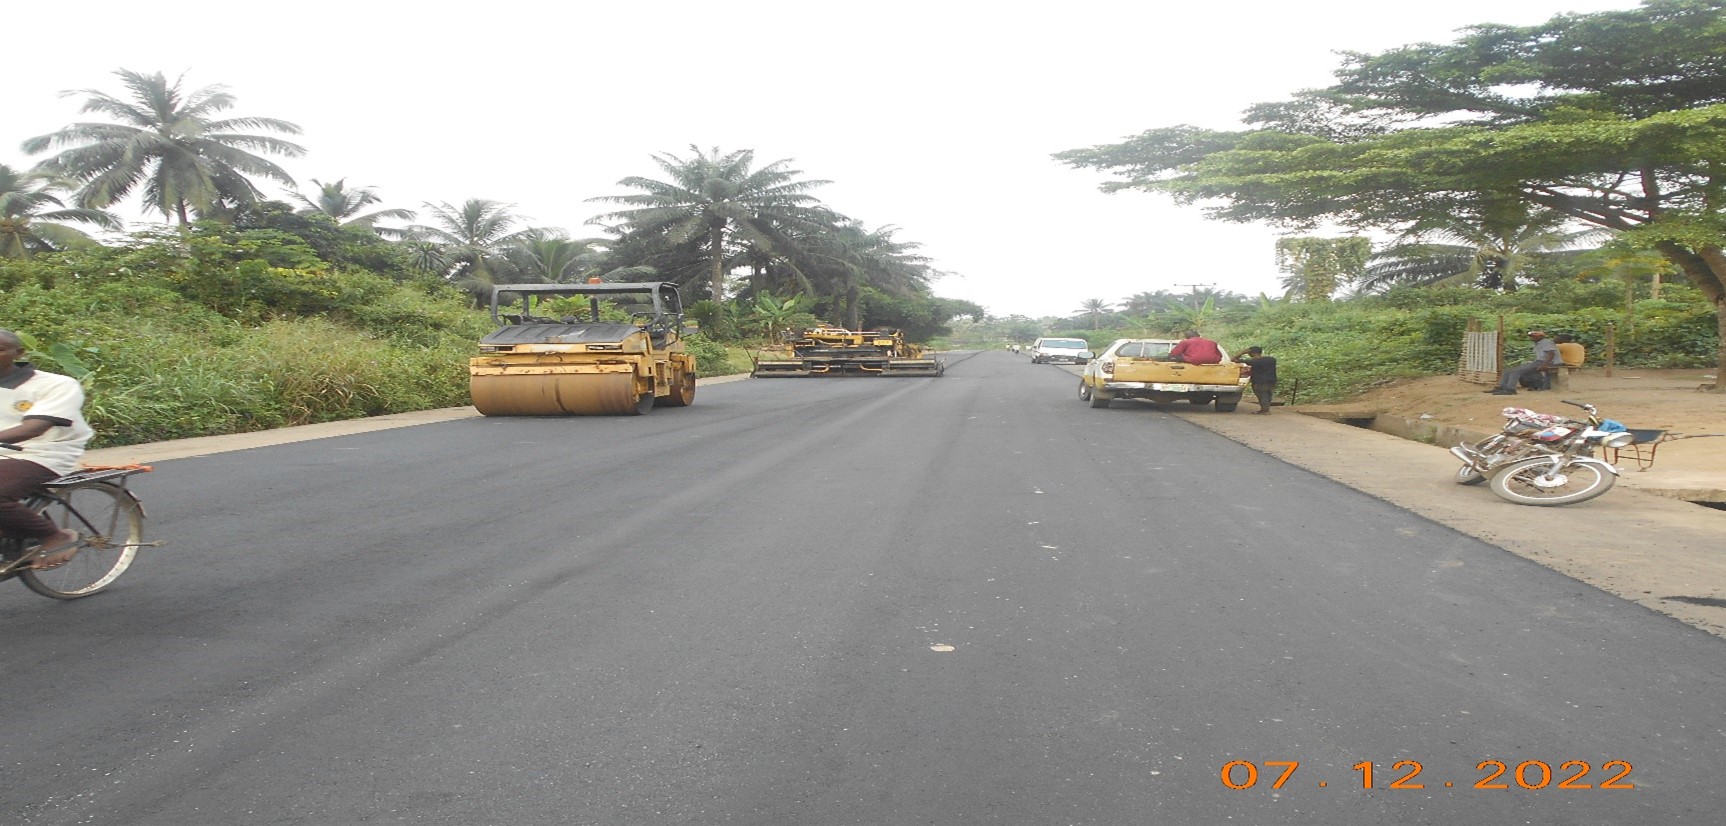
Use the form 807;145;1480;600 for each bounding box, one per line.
0;328;93;570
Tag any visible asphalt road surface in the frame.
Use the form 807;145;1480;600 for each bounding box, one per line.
4;350;1723;825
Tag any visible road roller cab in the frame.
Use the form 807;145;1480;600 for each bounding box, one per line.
469;282;698;415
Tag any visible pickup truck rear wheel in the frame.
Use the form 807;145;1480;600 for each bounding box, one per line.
1077;381;1092;402
1215;400;1239;413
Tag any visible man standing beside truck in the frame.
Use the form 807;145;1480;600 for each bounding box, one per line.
1234;346;1278;414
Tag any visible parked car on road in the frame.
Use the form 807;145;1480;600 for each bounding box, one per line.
1078;338;1247;411
1031;337;1091;364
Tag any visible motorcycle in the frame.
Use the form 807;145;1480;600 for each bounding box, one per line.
1450;400;1637;506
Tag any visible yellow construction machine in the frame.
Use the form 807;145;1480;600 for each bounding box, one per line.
750;325;944;378
469;281;697;415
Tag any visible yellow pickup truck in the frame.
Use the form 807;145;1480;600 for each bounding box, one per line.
1077;338;1247;412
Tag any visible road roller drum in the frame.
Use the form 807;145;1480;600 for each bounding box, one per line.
469;282;696;416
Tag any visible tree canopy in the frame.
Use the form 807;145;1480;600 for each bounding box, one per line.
1054;0;1726;381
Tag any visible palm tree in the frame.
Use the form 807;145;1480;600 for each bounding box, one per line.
796;220;933;330
585;217;712;291
289;178;415;238
1120;292;1163;316
1358;202;1606;293
403;199;536;300
21;69;305;226
1078;298;1113;329
0;164;120;258
1275;237;1371;302
590;146;832;301
507;231;610;283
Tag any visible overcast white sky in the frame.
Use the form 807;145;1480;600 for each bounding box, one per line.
9;0;1644;318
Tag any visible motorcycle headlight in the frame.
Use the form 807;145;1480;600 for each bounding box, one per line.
1599;432;1637;449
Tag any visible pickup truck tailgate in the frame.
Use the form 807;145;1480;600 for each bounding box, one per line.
1112;360;1242;386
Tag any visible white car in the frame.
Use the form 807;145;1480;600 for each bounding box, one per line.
1030;337;1091;364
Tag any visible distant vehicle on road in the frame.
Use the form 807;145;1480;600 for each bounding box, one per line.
1031;337;1091;365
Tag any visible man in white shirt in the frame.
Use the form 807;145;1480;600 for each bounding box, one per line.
0;328;93;569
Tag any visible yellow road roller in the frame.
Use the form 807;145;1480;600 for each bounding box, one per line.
469;281;698;415
751;325;945;377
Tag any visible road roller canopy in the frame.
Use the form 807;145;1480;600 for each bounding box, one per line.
479;323;646;346
488;282;684;325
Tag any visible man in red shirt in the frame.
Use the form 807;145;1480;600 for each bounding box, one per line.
1168;331;1224;364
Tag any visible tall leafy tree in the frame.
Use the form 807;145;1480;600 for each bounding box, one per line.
289;178;415;238
590;146;832;301
22;69;305;226
1054;0;1726;384
0;164;119;258
404;199;535;299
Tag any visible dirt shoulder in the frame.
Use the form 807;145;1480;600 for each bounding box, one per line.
1169;367;1726;638
1295;368;1726;503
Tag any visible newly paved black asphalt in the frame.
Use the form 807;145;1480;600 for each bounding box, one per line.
4;350;1723;824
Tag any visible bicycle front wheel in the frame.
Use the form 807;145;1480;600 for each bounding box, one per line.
21;482;143;599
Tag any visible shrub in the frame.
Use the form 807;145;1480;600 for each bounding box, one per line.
685;333;745;376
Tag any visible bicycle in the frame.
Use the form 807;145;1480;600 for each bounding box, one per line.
0;443;155;599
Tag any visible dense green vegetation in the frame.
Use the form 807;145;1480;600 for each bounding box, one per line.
946;280;1717;403
1;225;485;446
0;214;874;447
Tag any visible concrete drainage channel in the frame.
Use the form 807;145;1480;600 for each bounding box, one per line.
1309;410;1726;510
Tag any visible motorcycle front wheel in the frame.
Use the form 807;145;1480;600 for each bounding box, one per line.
1487;457;1615;506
